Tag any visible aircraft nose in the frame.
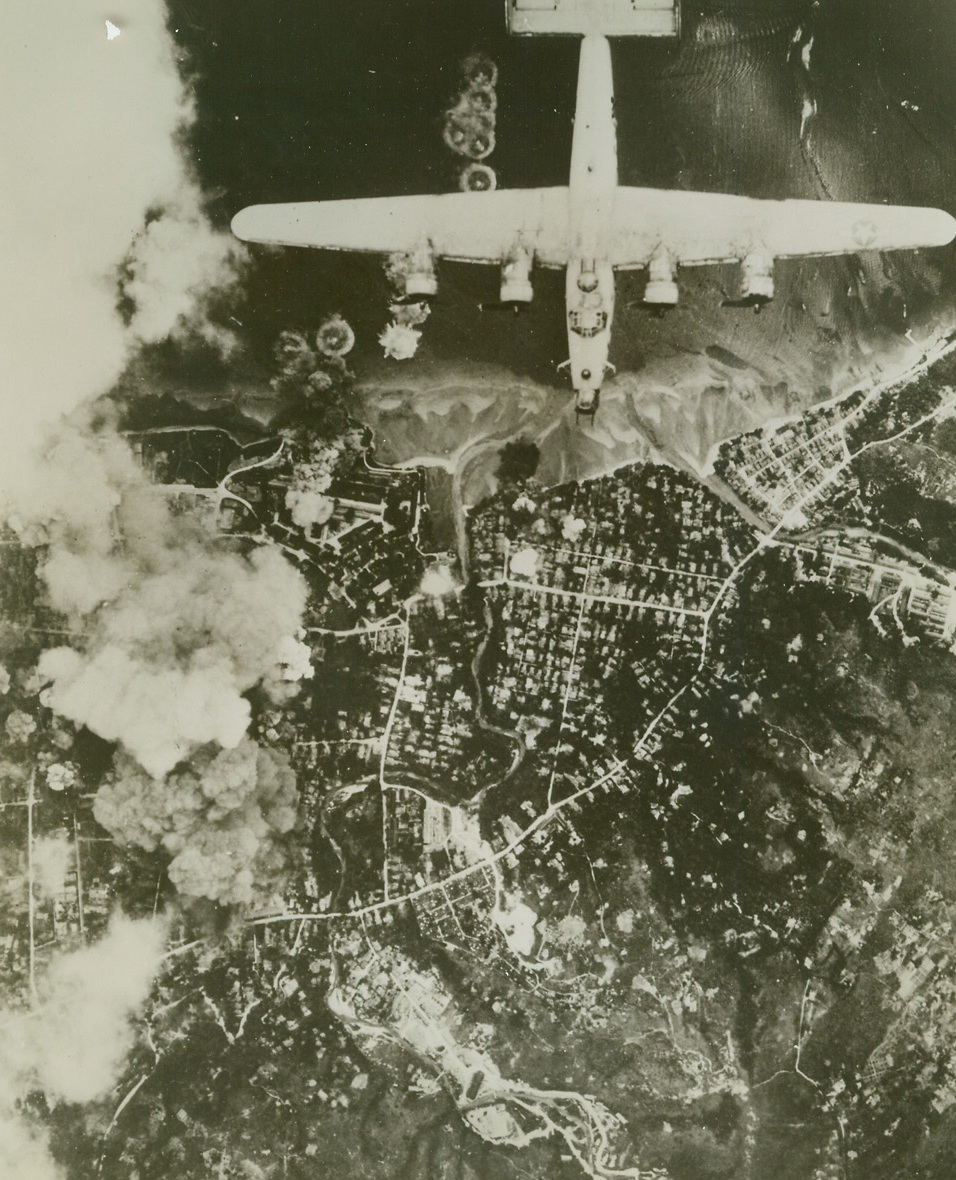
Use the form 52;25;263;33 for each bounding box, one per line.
230;204;277;244
231;205;258;242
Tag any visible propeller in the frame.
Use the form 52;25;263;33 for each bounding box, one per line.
625;300;675;318
719;284;771;312
720;295;768;313
390;292;439;309
478;299;528;314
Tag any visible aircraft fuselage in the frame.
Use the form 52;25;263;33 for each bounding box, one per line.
564;34;617;414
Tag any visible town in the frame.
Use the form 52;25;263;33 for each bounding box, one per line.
7;330;956;1178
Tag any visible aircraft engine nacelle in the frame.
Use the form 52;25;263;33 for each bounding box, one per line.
403;243;439;300
644;249;679;306
740;250;775;303
500;245;533;304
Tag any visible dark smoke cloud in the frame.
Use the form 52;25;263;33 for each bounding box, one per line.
7;431;308;779
95;738;300;906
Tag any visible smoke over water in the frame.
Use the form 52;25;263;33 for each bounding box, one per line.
120;192;246;356
0;0;242;492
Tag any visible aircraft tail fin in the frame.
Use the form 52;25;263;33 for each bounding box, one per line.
507;0;679;39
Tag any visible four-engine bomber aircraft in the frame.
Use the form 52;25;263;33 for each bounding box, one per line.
232;32;956;416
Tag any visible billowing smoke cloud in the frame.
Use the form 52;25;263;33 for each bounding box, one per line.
0;7;294;1174
0;1117;59;1180
380;254;432;360
0;1;242;498
379;321;423;360
95;738;299;905
23;918;164;1100
9;430;308;778
0;916;166;1180
121;192;245;355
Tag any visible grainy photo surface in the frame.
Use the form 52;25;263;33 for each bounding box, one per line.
4;2;956;1178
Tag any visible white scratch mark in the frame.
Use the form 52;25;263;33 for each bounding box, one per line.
799;97;817;140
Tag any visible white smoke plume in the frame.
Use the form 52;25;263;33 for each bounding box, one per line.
0;1115;59;1180
0;8;285;1174
273;635;315;685
420;563;459;598
31;835;72;902
286;487;336;529
379;322;422;360
0;1;243;501
0;916;166;1180
8;430;308;778
121;192;245;354
95;738;299;906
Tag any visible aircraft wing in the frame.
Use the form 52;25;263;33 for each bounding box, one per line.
610;187;956;268
231;188;572;267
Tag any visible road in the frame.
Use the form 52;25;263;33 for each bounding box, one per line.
252;339;956;941
251;335;956;1180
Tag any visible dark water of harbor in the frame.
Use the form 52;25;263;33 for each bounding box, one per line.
167;0;956;433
